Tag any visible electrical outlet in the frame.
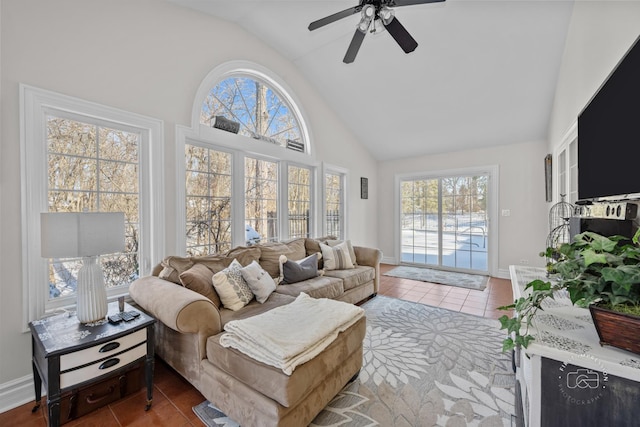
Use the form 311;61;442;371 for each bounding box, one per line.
502;209;511;217
520;259;529;265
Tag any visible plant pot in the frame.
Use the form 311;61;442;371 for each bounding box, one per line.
589;304;640;355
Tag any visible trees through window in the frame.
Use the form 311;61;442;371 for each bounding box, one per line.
46;116;141;299
201;76;304;152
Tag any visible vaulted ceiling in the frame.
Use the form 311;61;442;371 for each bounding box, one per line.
168;0;575;160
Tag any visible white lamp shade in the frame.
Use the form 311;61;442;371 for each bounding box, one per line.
41;212;125;258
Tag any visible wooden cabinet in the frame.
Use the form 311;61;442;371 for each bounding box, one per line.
30;302;155;426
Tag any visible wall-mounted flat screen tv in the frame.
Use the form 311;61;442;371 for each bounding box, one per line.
577;34;640;202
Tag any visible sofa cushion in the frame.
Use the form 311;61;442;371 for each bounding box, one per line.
280;253;320;284
158;256;194;283
213;259;254;311
206;315;366;408
178;263;222;308
258;238;306;278
157;248;260;284
219;292;295;327
327;239;357;265
304;236;336;269
225;246;261;266
240;260;276;303
320;241;354;270
323;265;375;291
275;276;344;300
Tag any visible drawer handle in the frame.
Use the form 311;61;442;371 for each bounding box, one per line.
99;342;121;353
99;358;120;370
86;385;116;404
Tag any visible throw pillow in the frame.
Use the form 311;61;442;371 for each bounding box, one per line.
327;239;357;265
240;260;276;303
179;263;222;308
258;238;306;278
212;259;254;311
158;255;194;284
280;253;320;284
320;241;355;270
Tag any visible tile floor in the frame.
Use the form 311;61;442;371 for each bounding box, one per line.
0;264;513;426
379;264;514;319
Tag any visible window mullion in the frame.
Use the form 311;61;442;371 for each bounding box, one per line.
232;152;245;247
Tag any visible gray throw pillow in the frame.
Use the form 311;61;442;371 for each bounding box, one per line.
281;254;319;284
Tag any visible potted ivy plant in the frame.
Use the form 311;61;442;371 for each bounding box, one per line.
499;228;640;354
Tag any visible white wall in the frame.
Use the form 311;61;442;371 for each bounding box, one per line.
377;141;549;277
0;0;377;409
548;1;640;150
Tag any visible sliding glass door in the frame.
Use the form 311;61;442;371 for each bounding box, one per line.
400;174;488;273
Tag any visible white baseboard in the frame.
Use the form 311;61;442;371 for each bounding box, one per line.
381;256;397;265
0;374;37;413
495;268;511;279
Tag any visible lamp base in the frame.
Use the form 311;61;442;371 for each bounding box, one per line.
76;256;108;323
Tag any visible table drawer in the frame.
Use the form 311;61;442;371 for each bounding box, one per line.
60;342;146;389
60;328;147;371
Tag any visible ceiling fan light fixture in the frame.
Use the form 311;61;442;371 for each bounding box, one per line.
358;4;375;32
379;6;395;25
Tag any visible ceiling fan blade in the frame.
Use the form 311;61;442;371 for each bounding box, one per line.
383;16;418;54
343;29;366;64
391;0;445;6
308;6;362;31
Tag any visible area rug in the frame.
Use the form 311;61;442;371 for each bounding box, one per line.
383;266;489;291
193;296;514;427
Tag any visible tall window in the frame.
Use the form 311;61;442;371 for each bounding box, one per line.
46;117;140;298
325;172;345;239
288;166;311;238
178;63;324;253
185;145;232;255
201;76;305;152
400;174;488;272
245;157;279;243
21;85;163;322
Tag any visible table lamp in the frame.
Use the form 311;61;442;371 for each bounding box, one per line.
41;212;125;323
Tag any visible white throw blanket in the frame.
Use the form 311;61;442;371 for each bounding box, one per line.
219;293;365;375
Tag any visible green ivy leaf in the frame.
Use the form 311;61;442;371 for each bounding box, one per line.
502;337;515;352
582;249;608;267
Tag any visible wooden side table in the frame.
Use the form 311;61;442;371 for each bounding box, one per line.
29;301;155;426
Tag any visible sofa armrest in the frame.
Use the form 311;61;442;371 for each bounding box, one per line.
129;276;222;337
353;246;382;268
353;246;383;293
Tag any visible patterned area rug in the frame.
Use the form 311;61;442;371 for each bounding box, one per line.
383;266;489;291
193;296;514;426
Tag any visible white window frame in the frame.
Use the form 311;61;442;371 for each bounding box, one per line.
394;165;499;276
20;85;165;327
553;122;578;204
285;162;316;240
176;62;320;252
322;164;349;240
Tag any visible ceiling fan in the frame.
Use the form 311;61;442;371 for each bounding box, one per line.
308;0;445;64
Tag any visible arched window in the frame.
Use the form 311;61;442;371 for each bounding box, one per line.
200;76;306;153
179;62;319;255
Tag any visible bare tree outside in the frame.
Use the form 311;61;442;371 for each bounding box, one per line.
201;77;303;148
46;116;140;298
185;145;232;256
187;76;312;253
400;175;488;270
325;173;343;238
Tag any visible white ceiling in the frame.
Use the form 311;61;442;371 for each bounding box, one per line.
168;0;575;160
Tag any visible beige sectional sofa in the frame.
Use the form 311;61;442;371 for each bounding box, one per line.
129;237;382;427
